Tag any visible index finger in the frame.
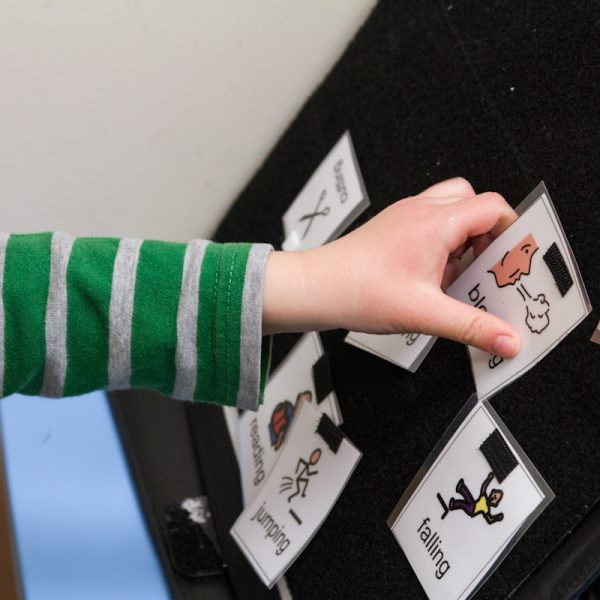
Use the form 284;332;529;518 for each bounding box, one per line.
441;192;517;252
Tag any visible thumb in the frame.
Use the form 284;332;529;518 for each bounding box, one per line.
425;292;520;358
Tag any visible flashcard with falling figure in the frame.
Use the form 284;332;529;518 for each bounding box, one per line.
239;333;342;506
388;397;554;600
231;399;361;588
446;182;591;399
281;131;370;251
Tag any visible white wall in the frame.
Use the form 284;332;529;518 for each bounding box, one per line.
0;1;376;242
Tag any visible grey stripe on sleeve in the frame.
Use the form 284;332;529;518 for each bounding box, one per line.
41;232;75;398
108;238;142;390
0;233;10;398
236;243;273;410
172;239;209;400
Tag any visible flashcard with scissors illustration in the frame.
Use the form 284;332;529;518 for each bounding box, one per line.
446;182;591;399
388;397;554;600
231;399;361;588
281;130;370;251
239;333;342;505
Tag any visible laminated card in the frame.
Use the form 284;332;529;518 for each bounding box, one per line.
232;400;361;588
388;397;554;600
281;131;370;251
239;333;342;505
446;182;591;399
347;183;591;396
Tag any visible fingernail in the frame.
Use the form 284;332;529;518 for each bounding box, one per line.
492;334;519;357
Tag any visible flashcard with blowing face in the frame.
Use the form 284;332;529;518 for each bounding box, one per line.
388;397;553;600
281;131;370;251
446;182;591;399
231;399;361;588
239;333;342;506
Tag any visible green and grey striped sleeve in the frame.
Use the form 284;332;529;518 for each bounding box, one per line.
0;233;272;410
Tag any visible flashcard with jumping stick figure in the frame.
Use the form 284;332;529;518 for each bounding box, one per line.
238;333;342;506
388;397;554;600
446;182;591;400
231;399;362;588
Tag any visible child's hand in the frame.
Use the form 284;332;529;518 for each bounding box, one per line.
263;177;520;359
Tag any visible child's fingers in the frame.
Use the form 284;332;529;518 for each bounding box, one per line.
423;291;520;358
442;192;516;251
415;177;475;199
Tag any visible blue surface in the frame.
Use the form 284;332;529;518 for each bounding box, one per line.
0;392;171;600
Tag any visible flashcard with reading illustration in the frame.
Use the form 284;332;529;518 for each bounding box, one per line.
281;131;370;251
239;333;342;505
388;397;553;600
231;400;361;588
446;182;591;399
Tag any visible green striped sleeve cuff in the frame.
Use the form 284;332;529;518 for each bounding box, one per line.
0;233;272;410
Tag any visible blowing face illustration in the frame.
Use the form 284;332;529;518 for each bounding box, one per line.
279;448;321;503
488;233;550;334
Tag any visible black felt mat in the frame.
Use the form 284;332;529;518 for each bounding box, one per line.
215;1;600;597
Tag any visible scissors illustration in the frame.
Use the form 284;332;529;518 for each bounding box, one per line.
299;190;330;239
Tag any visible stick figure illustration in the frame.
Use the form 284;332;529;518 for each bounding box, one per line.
299;190;329;239
444;472;504;525
488;233;550;334
279;448;322;502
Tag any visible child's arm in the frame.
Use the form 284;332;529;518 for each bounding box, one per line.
0;178;518;409
0;235;272;410
263;177;520;359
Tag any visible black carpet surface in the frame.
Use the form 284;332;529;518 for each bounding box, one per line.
215;1;600;597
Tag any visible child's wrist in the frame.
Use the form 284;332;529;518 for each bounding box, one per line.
262;247;344;334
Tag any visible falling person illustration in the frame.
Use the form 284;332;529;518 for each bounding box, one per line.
447;472;504;525
279;448;322;502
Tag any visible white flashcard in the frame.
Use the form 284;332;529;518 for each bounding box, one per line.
591;320;600;345
239;333;342;505
388;397;554;600
446;182;591;399
231;400;361;588
281;131;370;251
344;330;436;373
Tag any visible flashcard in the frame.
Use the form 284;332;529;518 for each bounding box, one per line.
281;131;370;251
231;400;361;588
239;333;342;505
592;320;600;345
446;182;591;399
344;331;436;373
388;397;553;600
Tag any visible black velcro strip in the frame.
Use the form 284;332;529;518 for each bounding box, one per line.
163;502;224;578
543;242;573;297
479;429;518;483
316;413;343;454
312;352;334;404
